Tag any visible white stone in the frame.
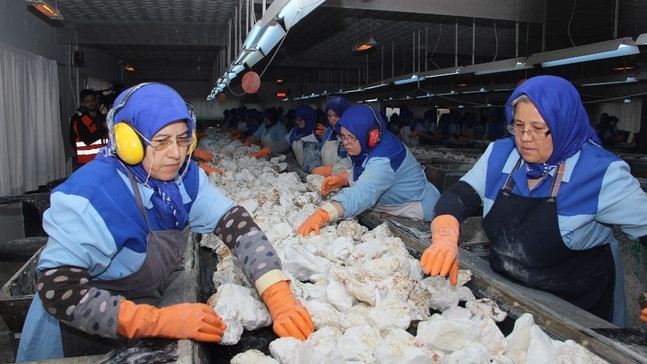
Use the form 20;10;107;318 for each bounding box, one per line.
374;328;440;364
206;283;271;345
338;324;382;363
230;349;279;364
416;315;480;353
269;337;306;364
325;277;356;312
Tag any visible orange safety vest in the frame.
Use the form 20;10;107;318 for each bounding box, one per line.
73;114;107;164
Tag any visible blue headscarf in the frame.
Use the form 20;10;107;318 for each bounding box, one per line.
505;75;601;178
96;83;193;229
325;96;351;121
289;104;317;144
336;105;406;179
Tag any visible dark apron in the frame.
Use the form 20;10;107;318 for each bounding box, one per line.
483;159;615;321
60;171;191;357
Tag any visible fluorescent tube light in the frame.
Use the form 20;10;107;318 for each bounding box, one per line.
527;38;639;67
257;25;286;56
462;58;532;75
261;0;325;30
580;76;637;87
418;66;462;79
394;74;421;85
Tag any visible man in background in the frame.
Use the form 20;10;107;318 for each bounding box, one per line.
69;89;108;167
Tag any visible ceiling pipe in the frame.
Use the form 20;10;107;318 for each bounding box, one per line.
472;18;476;65
515;21;519;58
425;27;429;71
227;20;232;64
455;21;459;67
412;31;415;74
613;0;619;38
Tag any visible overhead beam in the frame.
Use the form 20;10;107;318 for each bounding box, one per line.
323;0;546;24
58;21;229;47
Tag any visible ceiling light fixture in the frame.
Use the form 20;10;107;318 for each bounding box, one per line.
462;57;533;75
124;63;135;72
353;37;377;53
527;37;639;68
352;18;377;55
579;75;638;87
26;0;63;20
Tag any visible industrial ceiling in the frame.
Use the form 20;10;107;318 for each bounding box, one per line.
31;0;647;106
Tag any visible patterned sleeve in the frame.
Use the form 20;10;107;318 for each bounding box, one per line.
37;266;123;339
214;205;282;284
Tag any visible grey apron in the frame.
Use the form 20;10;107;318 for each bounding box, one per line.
60;171;191;357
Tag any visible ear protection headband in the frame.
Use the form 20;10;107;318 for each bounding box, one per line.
364;105;383;148
106;83;197;165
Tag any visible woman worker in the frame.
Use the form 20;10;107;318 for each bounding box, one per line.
252;104;325;173
297;104;441;236
16;83;313;361
421;75;647;327
243;107;288;150
310;95;353;177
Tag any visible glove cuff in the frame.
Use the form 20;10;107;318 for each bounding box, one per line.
255;269;290;296
321;202;339;221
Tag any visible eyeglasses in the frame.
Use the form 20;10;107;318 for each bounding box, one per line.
507;123;551;140
338;134;357;143
150;136;193;150
132;125;193;151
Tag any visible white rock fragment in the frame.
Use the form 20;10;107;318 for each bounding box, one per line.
269;337;306;364
339;324;382;363
466;298;507;322
416;315;480;353
230;349;279;364
375;328;440;364
206;283;271;345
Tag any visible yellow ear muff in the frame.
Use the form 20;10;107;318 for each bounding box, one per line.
188;129;197;155
114;123;145;165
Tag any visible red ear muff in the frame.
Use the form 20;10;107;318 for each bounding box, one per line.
364;105;383;148
366;127;381;148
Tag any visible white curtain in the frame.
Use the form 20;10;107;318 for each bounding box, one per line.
0;42;66;196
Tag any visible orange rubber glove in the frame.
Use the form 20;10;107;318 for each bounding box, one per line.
193;149;213;162
296;208;331;236
117;300;225;342
321;171;349;197
420;214;460;286
641;308;647;322
198;162;224;176
251;146;271;159
229;134;241;142
242;139;252;147
315;123;325;139
408;130;424;138
261;280;314;341
311;165;332;177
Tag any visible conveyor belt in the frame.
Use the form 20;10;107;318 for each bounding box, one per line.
357;210;647;364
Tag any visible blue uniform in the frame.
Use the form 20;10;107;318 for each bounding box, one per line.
461;138;647;326
253;122;288;147
332;145;439;221
16;159;280;360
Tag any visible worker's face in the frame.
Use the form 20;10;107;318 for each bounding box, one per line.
142;120;190;181
81;94;98;111
512;101;553;165
339;126;361;156
295;117;306;129
327;110;340;129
